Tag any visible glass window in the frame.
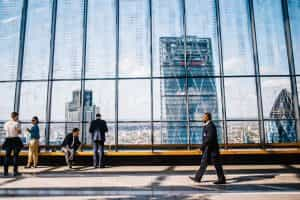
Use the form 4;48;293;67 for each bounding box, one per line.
22;0;52;80
185;0;220;76
224;78;258;119
220;0;255;75
227;121;260;144
50;81;81;122
0;0;22;81
53;0;83;79
0;123;6;144
190;121;223;144
19;81;48;122
49;122;80;145
265;119;296;143
0;82;16;120
119;79;150;121
119;0;150;77
118;122;151;145
288;0;300;74
153;78;187;121
152;0;184;77
86;0;116;78
261;77;294;119
188;78;222;121
84;80;115;122
254;0;289;75
154;122;188;144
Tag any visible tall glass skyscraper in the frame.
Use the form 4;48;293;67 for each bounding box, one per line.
160;36;219;144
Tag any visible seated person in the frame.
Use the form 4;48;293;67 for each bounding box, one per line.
61;128;82;168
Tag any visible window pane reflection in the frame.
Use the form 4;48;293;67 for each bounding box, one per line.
53;0;83;79
0;0;22;81
152;0;184;77
264;120;296;143
19;81;48;122
225;78;258;119
51;81;81;122
220;0;255;75
261;77;294;119
119;0;150;77
119;80;150;121
227;121;259;144
188;78;222;121
84;80;115;122
254;0;289;75
118;123;151;144
185;0;220;76
86;0;116;78
22;0;52;80
0;83;16;120
154;122;187;144
153;78;187;121
288;0;300;74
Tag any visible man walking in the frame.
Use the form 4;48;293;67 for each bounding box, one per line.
89;113;108;168
3;112;23;176
189;112;226;184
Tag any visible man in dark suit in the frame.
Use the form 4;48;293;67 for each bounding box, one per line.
189;112;226;184
89;113;108;168
61;128;82;169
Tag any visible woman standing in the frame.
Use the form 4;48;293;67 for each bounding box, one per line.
25;116;40;168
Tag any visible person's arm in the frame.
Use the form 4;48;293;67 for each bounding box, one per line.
89;121;94;134
16;122;21;134
104;121;108;133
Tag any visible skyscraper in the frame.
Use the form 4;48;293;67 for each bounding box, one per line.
65;90;99;143
265;89;296;143
160;36;219;144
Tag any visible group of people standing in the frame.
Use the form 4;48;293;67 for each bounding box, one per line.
2;111;226;184
2;112;108;176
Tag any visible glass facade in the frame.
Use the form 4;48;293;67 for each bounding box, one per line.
0;0;299;149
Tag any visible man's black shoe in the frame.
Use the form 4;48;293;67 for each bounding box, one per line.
4;172;9;177
13;172;22;177
213;180;226;184
189;176;200;183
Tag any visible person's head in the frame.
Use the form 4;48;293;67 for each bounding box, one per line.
72;128;80;137
11;112;19;121
31;116;39;125
96;113;101;120
202;112;212;123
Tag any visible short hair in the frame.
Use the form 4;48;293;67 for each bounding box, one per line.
96;113;101;118
32;116;39;124
11;112;19;118
204;112;212;120
72;128;80;133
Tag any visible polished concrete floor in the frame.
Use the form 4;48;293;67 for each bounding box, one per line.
0;164;299;199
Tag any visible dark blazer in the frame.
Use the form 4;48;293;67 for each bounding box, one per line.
201;121;219;152
89;119;108;142
61;133;81;151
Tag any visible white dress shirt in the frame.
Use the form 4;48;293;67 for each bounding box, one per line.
4;119;21;138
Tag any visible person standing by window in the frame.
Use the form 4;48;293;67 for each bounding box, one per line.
25;116;40;168
89;113;108;168
3;112;23;176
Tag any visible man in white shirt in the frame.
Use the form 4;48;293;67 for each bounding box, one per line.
3;112;23;176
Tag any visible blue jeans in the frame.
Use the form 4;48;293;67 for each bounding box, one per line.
93;141;104;167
